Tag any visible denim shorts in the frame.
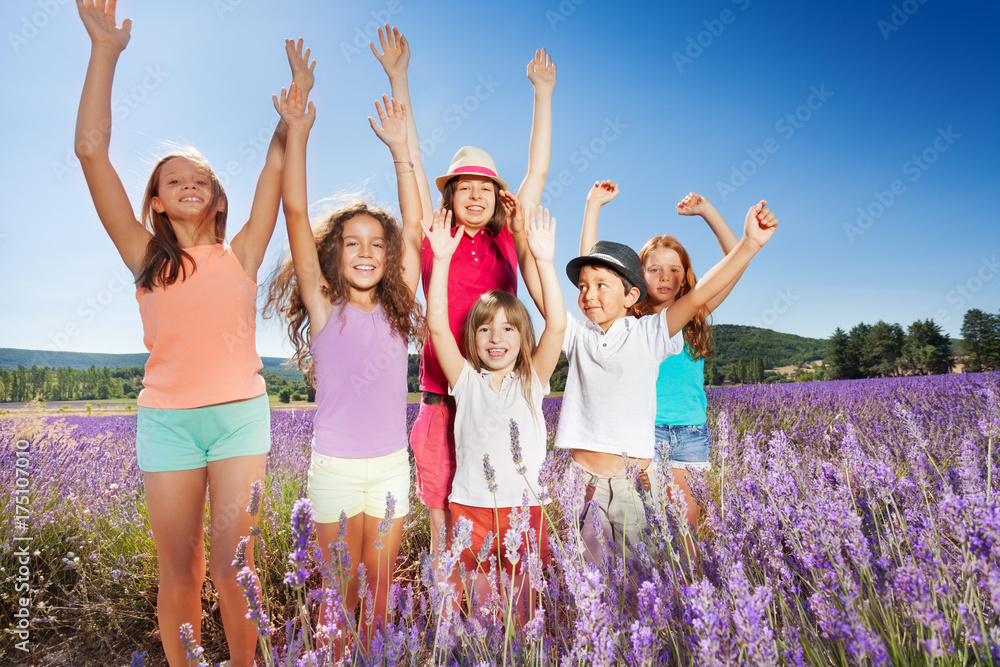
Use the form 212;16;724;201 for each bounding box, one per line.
653;423;710;471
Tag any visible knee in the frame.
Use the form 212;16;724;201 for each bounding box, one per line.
159;559;205;595
209;555;245;590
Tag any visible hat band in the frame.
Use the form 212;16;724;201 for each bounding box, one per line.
448;165;499;180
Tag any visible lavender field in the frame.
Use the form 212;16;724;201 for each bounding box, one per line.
2;373;999;666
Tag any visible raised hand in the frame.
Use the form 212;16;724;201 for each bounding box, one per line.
587;180;619;207
285;38;316;99
370;24;410;78
77;0;131;51
272;82;315;132
525;206;556;264
500;191;524;236
676;192;712;217
368;95;408;150
526;48;556;93
743;200;778;248
421;208;463;260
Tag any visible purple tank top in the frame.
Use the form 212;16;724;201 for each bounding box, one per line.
310;302;408;458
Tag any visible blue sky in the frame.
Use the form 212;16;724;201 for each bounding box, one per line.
1;0;998;358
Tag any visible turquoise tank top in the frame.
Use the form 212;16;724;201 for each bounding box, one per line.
654;340;707;426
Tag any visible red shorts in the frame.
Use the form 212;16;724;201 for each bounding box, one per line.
409;401;457;509
449;503;550;576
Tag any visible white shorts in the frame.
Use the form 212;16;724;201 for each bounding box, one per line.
307;447;411;523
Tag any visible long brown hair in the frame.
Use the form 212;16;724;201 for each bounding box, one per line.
633;234;714;360
440;176;506;236
264;201;424;371
461;291;538;409
136;152;227;289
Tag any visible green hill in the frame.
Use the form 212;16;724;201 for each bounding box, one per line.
708;325;827;369
0;348;304;380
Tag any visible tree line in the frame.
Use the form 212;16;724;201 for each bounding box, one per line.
960;307;1000;372
825;318;954;380
0;364;145;403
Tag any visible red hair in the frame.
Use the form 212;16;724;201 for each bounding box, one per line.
632;234;714;360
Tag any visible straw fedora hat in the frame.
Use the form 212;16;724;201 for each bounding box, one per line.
434;146;508;193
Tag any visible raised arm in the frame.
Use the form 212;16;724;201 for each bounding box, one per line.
371;25;434;228
580;180;619;255
524;207;566;387
273;83;328;332
676;191;743;314
369;95;421;297
75;0;149;273
232;39;316;279
421;209;466;389
511;49;557;315
665;201;778;337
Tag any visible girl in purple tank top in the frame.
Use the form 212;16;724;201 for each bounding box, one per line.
265;85;422;652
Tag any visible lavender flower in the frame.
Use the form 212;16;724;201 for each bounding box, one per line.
247;479;262;516
284;498;313;589
236;566;270;637
509;418;526;475
483;454;498;494
178;623;208;667
232;535;249;570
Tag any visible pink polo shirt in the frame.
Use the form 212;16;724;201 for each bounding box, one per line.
419;225;518;394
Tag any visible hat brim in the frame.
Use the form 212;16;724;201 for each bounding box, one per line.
435;172;509;193
566;255;648;303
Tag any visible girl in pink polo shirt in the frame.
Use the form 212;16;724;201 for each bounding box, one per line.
371;23;556;557
75;3;312;663
423;204;565;624
265;83;422;648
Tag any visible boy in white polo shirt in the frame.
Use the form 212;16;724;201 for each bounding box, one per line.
557;199;778;562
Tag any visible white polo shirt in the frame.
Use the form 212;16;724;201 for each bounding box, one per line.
449;361;550;508
555;310;684;459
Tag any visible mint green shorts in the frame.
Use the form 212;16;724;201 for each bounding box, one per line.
136;393;271;472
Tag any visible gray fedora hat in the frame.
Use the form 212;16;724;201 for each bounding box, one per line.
566;240;647;303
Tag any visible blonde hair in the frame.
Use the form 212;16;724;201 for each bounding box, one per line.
461;291;538;409
632;234;714;360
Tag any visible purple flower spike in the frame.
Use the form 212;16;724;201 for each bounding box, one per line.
284;498;314;589
236;566;270;637
483;454;499;494
178;622;208;667
247;479;262;517
510;419;526;475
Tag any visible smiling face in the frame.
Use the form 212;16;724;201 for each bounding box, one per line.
340;214;387;300
151;157;224;222
643;247;686;308
448;175;497;231
577;264;640;332
474;306;522;375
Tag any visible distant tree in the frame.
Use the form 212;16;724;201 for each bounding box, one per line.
902;319;953;375
278;387;292;404
961;308;1000;372
826;327;854;380
707;361;723;387
751;357;765;384
303;371;316;402
736;358;748;384
867;320;904;377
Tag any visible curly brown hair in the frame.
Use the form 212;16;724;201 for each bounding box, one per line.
632;234;714;360
264;201;424;372
136;152;227;289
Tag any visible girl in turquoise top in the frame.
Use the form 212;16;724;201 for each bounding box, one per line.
581;183;758;531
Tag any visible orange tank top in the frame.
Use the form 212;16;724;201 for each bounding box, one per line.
136;244;266;409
